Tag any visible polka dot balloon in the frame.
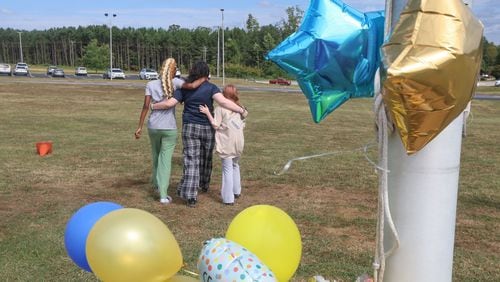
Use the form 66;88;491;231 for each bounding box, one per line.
197;238;277;282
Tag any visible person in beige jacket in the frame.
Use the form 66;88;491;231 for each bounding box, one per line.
199;85;246;205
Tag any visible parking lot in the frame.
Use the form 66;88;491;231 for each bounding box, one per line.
6;72;143;80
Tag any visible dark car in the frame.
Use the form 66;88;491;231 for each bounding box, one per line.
269;77;292;85
52;68;65;78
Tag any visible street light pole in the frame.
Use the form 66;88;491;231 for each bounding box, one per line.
104;13;116;80
17;32;23;63
217;26;220;77
220;8;225;86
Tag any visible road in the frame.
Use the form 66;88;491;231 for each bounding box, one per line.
2;73;500;100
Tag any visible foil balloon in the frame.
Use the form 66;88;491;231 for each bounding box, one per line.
197;238;277;282
266;0;384;123
381;0;483;154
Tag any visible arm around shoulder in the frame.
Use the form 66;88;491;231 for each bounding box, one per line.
152;97;179;110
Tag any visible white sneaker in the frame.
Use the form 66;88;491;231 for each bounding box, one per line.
160;196;172;205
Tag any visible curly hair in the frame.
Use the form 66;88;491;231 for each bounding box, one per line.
160;58;177;98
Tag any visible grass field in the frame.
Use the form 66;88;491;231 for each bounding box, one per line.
0;77;498;281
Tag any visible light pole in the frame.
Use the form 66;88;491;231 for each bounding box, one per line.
217;26;220;77
17;32;23;63
220;8;225;86
104;13;116;79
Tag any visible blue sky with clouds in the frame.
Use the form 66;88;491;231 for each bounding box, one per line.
1;0;499;44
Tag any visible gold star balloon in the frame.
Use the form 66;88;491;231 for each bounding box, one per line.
381;0;483;154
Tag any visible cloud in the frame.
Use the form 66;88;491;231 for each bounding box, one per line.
0;8;13;15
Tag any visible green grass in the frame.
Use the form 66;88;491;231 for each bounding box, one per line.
0;77;498;281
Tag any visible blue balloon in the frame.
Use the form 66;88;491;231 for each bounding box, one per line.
64;201;123;272
266;0;385;123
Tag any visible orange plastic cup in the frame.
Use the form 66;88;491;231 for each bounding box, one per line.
36;141;53;156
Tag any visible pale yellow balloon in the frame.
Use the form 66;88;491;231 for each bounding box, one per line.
166;275;199;282
86;208;182;282
226;205;302;282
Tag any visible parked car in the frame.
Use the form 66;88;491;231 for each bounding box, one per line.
269;77;291;85
103;68;126;79
139;68;159;80
52;68;65;78
0;63;11;75
47;65;57;75
495;80;500;87
13;63;29;76
75;66;88;76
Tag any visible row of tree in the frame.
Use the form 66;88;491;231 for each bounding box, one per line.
0;7;304;79
1;5;499;79
482;39;500;79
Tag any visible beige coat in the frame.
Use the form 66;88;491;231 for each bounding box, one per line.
213;107;245;159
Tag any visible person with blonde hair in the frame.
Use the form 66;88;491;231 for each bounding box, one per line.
199;85;247;205
135;58;205;205
151;61;247;207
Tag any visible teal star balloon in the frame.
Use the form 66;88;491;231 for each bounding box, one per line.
266;0;384;123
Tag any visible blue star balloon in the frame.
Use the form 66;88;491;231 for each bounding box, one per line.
266;0;384;123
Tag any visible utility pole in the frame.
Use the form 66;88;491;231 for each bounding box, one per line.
104;13;117;79
17;32;23;63
202;46;207;62
70;40;75;66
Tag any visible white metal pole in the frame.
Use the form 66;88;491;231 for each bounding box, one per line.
384;116;462;282
105;13;116;80
221;8;225;86
217;27;220;77
382;0;468;281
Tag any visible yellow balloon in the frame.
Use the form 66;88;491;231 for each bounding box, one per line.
86;208;182;282
226;205;301;282
166;275;199;282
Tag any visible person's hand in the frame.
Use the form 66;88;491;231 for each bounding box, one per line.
199;104;210;115
135;128;142;139
240;107;248;119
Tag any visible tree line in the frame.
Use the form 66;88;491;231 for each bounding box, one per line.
481;39;500;79
1;5;499;79
0;7;304;78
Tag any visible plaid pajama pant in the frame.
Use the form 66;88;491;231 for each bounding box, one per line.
177;123;215;200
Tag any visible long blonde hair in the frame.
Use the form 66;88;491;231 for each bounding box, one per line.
160;58;177;98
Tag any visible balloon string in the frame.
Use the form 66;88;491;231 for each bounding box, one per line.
181;264;199;277
273;144;376;176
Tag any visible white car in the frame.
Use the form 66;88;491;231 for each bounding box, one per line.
139;68;159;80
75;66;88;76
13;63;29;76
104;68;126;79
0;63;11;75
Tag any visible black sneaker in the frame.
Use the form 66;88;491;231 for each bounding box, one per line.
187;198;197;207
223;202;234;206
200;187;209;193
234;194;240;199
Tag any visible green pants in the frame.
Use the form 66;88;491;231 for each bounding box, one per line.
148;128;177;199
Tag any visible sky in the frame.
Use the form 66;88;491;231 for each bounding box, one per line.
0;0;499;44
